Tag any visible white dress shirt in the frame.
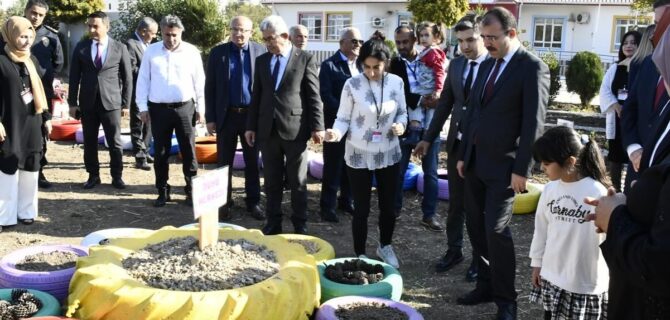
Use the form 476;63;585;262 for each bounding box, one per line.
270;44;293;90
649;101;670;166
340;51;359;76
483;40;521;85
135;41;206;115
91;37;109;65
134;32;147;49
462;53;487;88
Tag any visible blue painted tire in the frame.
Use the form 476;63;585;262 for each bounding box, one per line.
0;288;61;316
316;296;423;320
318;257;403;303
149;133;179;156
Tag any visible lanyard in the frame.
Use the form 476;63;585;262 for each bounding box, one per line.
403;59;418;82
365;73;385;128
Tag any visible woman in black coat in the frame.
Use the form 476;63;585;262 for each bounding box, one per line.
0;16;48;232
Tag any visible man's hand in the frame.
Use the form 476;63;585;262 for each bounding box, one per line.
531;267;542;289
324;129;339;142
245;130;256;147
457;160;465;178
629;148;643;172
414;141;431;158
0;123;6;142
121;108;129;118
44;120;52;135
69;106;78;119
422;94;439;108
584;187;620;233
311;130;325;144
140;111;150;124
195;112;203;124
511;173;527;194
584;189;626;233
613;103;622;117
391;123;405;136
206;122;217;135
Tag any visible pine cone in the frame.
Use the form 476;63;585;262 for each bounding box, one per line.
9;289;27;303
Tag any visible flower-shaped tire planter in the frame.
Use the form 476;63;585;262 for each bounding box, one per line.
308;152;324;180
316;296;423;320
177;222;247;231
275;234;335;262
49;120;81;141
416;169;450;200
318;257;402;303
67;227;320;320
80;228;153;247
0;288;61;316
512;183;544;214
0;245;88;301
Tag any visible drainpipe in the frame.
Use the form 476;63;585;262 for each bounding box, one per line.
591;0;602;51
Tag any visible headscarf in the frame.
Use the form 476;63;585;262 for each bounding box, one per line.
1;16;46;114
653;16;670;96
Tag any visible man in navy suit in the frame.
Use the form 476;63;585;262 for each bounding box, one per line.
206;16;266;221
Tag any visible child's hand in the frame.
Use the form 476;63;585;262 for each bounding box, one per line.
431;91;441;101
531;267;542;288
409;120;421;129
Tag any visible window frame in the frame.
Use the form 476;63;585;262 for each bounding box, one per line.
325;11;353;42
297;12;323;41
531;16;566;50
610;15;652;52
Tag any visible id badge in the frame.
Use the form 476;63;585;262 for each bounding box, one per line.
617;88;628;101
21;89;34;105
371;131;383;143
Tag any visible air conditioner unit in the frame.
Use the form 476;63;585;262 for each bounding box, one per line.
576;12;590;24
371;17;385;28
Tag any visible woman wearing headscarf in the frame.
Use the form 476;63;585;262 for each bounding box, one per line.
0;16;48;232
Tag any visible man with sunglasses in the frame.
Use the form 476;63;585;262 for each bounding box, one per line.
318;27;363;223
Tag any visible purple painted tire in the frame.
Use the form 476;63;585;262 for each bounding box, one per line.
316;296;424;320
416;169;450;200
232;150;263;170
104;131;133;150
308;152;324;180
74;126;105;144
0;245;88;301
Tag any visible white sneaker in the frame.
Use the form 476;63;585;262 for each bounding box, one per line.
376;245;399;269
358;254;369;259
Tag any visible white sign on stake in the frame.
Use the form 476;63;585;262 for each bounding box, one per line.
192;166;229;250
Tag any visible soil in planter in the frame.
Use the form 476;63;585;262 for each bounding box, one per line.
335;302;409;320
324;259;384;285
15;250;78;271
0;289;44;319
288;239;319;255
122;236;279;291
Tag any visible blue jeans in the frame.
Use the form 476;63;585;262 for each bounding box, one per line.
395;128;440;218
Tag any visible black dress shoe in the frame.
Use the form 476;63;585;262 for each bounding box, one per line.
247;204;266;220
112;178;126;189
421;216;445;232
262;222;282;235
135;158;151;171
38;172;52;189
495;303;517;320
435;250;464;273
466;260;479;282
153;185;171;207
83;175;101;189
294;224;308;235
320;208;339;222
337;202;355;215
456;288;493;305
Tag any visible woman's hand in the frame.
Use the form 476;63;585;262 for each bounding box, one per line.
44;120;52;135
391;123;405;136
0;122;5;142
324;129;340;142
531;267;542;288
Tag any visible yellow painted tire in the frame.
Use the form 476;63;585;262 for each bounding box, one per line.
512;183;544;214
66;227;320;320
275;234;336;262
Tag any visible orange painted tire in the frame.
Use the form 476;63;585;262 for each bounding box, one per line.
49;120;81;141
195;136;217;164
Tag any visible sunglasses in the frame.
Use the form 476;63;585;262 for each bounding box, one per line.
350;39;364;45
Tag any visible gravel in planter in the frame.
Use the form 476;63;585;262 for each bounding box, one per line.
0;289;43;319
335;301;409;320
14;251;78;272
122;236;279;291
324;259;384;285
288;239;319;255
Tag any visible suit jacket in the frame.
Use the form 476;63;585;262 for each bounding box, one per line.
622;56;670;150
247;47;324;142
640;101;670;172
424;55;469;152
205;41;266;132
68;38;132;111
319;50;362;122
460;47;550;179
389;56;421;111
125;35;145;79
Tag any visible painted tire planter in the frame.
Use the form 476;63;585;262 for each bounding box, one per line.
308;152;324;180
80;228;153;247
177;222;247;231
67;227;320;320
194;136;217;164
275;234;335;262
49;120;81;141
0;245;88;301
104;131;133;150
318;257;402;303
513;183;544;214
75;126;105;145
316;296;424;320
0;288;62;317
402;162;422;191
416;169;450;200
232;149;263;170
149;133;179;156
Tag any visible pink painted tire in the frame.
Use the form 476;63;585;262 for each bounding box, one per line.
416;169;449;200
316;296;424;320
308;152;324;180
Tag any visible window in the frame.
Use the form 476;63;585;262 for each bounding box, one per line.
398;13;413;29
532;17;564;49
326;12;352;41
298;13;322;41
611;16;651;51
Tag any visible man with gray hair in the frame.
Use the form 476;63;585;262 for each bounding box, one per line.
289;24;308;49
317;26;363;222
125;17;158;171
245;15;325;235
136;15;206;207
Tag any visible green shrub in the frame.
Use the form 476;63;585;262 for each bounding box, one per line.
538;51;561;104
565;51;603;107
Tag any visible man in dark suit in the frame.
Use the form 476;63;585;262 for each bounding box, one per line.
245;15;325;235
68;11;132;190
125;17;157;171
414;14;486;282
455;7;550;320
205;16;266;221
317;26;362;223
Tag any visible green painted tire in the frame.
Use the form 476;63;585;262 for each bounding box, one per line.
513;183;544;214
0;288;61;316
317;257;402;303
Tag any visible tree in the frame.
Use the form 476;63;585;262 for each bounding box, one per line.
565;51;603;107
632;0;654;12
534;51;561;105
48;0;104;24
407;0;470;27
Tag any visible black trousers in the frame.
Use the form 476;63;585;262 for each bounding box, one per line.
130;100;151;160
81;94;123;178
217;111;260;208
347;163;399;256
260;128;308;227
446;140;469;251
320;115;352;210
148;101;197;189
464;152;517;304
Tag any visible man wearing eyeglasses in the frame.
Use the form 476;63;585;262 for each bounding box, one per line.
205;16;267;221
317;27;363;223
455;7;549;320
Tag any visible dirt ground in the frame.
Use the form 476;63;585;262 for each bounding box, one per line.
0;138;547;319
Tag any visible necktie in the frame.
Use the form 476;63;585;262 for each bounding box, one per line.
482;58;504;104
238;48;245;101
463;61;478;100
272;54;282;89
654;77;666;112
94;42;103;70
